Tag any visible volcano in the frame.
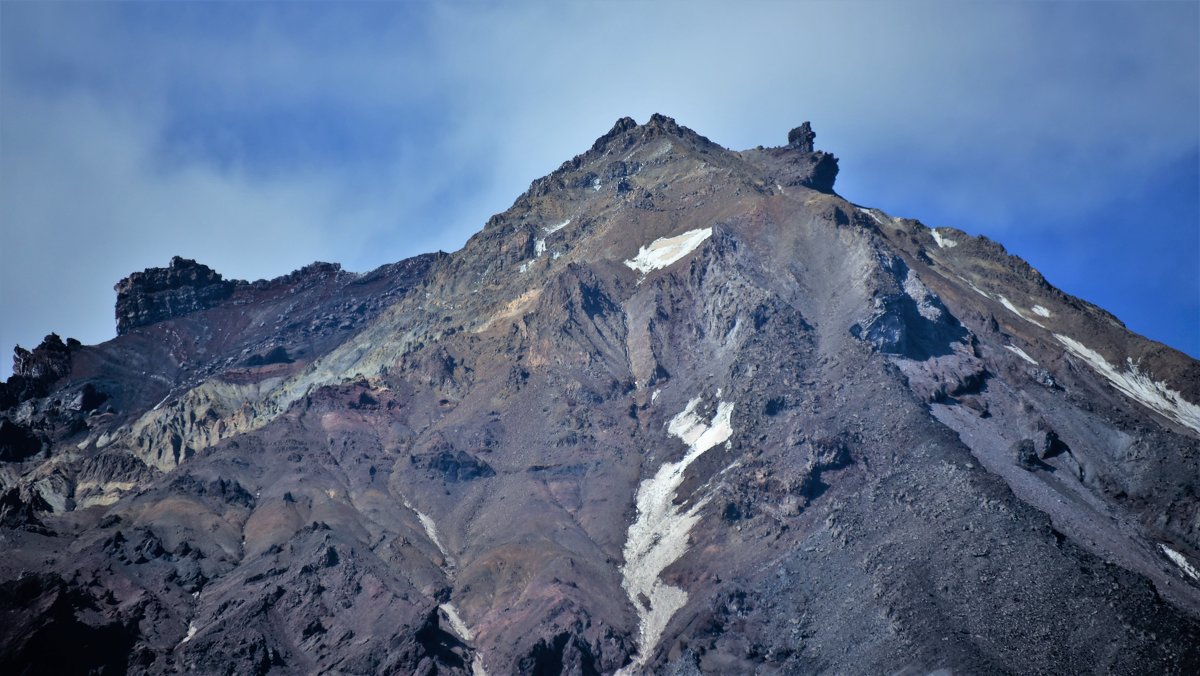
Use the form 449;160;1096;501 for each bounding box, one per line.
2;114;1199;674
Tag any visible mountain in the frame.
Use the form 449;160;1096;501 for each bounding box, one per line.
2;114;1199;675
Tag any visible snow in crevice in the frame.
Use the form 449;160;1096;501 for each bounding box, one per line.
1161;545;1200;582
623;228;713;276
180;622;198;646
534;238;547;257
544;219;571;234
930;229;958;248
440;603;488;675
998;295;1046;328
404;499;451;565
618;397;734;674
592;178;602;191
1004;345;1039;366
1031;304;1051;317
408;502;487;674
857;207;886;226
440;603;473;640
1056;334;1200;434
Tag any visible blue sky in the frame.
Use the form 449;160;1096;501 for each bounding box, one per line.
1;1;1197;378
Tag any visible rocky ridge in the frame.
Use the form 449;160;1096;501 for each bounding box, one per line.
1;115;1199;674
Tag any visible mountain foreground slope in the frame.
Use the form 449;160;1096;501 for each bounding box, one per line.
2;114;1200;675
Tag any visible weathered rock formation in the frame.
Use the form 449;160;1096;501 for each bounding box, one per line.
115;256;236;334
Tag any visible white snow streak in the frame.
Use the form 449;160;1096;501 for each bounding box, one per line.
441;603;489;676
1005;345;1039;366
618;397;734;674
534;238;547;257
857;207;886;226
544;219;571;234
440;603;473;640
1055;334;1200;434
1031;304;1051;317
997;295;1024;317
181;622;198;645
1161;545;1200;582
623;228;712;276
409;503;488;674
404;499;450;562
998;295;1046;328
930;229;958;248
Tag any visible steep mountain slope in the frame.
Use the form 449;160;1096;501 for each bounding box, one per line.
2;114;1199;675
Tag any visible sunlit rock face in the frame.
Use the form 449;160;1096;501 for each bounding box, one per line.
2;116;1200;675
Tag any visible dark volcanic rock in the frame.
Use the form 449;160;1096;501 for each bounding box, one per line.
0;574;137;675
12;333;74;382
0;419;42;462
0;334;77;409
787;121;816;152
114;256;236;334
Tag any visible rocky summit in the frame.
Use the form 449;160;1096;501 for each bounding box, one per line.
2;114;1199;675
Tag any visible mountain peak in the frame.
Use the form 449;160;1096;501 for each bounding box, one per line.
3;114;1200;675
787;121;816;152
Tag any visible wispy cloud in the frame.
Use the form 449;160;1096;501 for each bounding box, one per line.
2;1;1196;377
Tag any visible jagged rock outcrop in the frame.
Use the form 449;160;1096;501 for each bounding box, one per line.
787;121;816;152
2;115;1200;675
114;256;236;334
0;334;78;409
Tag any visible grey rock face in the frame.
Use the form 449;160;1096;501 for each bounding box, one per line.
2;115;1200;675
787;121;816;152
114;256;235;334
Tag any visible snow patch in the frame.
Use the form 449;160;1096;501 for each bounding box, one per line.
857;207;885;226
1055;334;1200;434
1031;304;1051;317
997;295;1022;317
998;295;1045;328
1004;345;1039;366
930;229;957;248
623;228;713;276
405;499;450;562
440;603;473;641
651;389;661;403
1161;545;1200;582
544;219;571;234
592;178;602;191
534;238;547;257
181;622;197;645
618;397;734;673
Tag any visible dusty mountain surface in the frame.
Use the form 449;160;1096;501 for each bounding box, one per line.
2;114;1199;675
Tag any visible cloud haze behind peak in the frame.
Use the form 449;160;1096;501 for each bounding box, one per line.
1;1;1197;378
